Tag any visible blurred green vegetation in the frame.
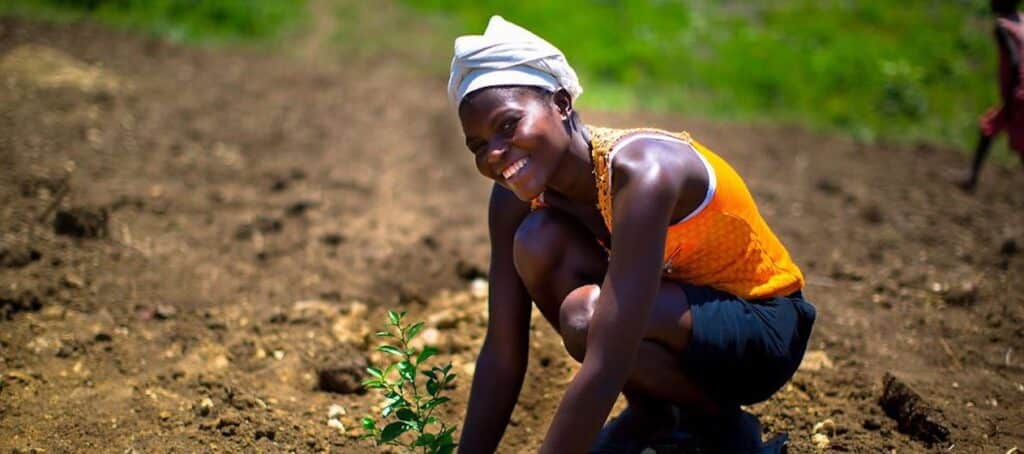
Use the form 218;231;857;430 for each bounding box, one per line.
401;0;1006;151
0;0;307;44
1;0;1017;156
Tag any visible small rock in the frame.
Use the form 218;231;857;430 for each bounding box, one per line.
811;432;830;450
54;207;109;238
62;273;85;289
470;278;488;299
155;304;177;320
327;418;345;432
879;372;950;444
813;418;836;436
194;397;214;417
799;350;833;372
159;410;172;421
328;404;346;419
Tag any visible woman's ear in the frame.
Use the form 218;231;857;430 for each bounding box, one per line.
552;89;573;120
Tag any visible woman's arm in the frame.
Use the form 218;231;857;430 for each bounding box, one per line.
457;184;533;453
539;142;686;453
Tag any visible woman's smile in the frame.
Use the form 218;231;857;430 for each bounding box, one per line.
501;157;529;181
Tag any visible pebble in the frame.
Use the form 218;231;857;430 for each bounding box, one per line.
813;418;836;436
812;432;830;450
195;397;214;417
327;418;345;432
799;350;834;372
328;404;346;419
470;278;488;299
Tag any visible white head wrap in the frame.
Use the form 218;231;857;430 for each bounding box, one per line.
448;16;582;107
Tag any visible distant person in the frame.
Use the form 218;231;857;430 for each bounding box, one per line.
448;16;815;454
961;0;1024;192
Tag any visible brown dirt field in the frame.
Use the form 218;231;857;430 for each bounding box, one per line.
1;15;1022;454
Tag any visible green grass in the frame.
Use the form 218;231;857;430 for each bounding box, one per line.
3;0;1019;159
399;0;1011;153
0;0;308;44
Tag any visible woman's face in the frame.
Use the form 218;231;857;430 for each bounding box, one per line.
458;88;571;201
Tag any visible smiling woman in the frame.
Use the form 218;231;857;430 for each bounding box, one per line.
449;16;813;454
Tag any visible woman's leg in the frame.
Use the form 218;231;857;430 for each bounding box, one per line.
512;209;718;415
961;131;995;192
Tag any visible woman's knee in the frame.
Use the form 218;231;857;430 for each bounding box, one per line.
559;285;600;362
512;210;572;286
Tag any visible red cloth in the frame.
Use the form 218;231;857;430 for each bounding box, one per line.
978;18;1024;156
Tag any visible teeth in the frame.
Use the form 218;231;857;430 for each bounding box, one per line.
502;158;527;180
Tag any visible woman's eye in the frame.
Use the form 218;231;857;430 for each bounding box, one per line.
501;119;518;134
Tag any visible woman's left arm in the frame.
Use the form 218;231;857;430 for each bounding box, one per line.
539;144;684;453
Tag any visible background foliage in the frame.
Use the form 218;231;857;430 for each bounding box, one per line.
1;0;1013;155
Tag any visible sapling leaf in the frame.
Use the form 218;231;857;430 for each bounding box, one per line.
378;345;403;356
396;408;416;422
397;361;415;381
387;311;402;326
415;432;436;447
366;367;383;378
426;379;439;396
423;397;450;411
417;346;438;365
379;421;407;443
406;321;424;340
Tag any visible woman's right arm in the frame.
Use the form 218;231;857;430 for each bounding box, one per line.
457;184;533;453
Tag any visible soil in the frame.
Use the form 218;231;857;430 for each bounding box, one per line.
1;15;1022;453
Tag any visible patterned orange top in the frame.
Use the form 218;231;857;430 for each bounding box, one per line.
589;125;804;300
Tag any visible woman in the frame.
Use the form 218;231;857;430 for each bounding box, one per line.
450;16;815;454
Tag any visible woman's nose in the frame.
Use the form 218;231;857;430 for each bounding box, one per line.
486;139;506;165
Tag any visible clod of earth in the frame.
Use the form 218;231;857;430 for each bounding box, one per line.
879;372;950;444
942;283;979;307
319;233;345;246
0;289;42;320
1001;238;1019;257
54;207;109;239
0;244;41;268
285;200;319;217
234;216;283;240
316;354;368;395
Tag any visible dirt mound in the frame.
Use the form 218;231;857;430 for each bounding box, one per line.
1;16;1022;453
0;44;125;94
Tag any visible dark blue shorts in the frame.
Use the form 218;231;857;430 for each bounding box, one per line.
677;284;816;407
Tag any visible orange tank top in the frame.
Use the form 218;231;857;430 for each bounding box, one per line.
589;125;804;300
